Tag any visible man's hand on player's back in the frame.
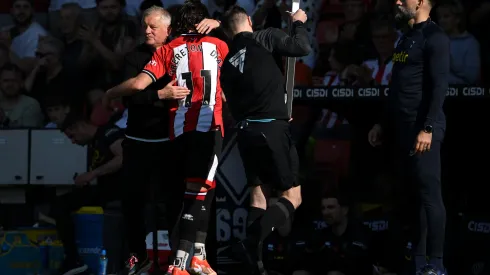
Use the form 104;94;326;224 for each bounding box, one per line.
157;79;190;100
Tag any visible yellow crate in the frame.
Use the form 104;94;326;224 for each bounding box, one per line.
75;206;104;215
19;228;58;245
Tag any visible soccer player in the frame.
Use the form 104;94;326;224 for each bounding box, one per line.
220;6;310;275
104;1;228;274
118;5;220;275
367;0;449;274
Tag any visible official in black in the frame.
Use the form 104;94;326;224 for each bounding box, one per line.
51;110;125;275
220;6;310;275
367;0;449;273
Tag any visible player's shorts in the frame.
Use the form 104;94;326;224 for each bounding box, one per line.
173;130;222;187
236;119;299;191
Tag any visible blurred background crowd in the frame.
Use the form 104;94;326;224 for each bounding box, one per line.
0;0;489;274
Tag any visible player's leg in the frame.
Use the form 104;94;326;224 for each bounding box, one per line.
171;131;220;275
412;141;446;273
194;185;214;261
189;131;222;275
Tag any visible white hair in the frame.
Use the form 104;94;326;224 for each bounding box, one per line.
142;5;171;26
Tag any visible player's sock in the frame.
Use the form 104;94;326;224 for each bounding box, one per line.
173;240;193;270
177;188;206;268
257;197;295;243
246;206;266;238
194;186;214;260
194;232;207;260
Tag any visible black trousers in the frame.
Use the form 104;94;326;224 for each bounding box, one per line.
121;138;185;258
50;182;120;263
386;124;446;267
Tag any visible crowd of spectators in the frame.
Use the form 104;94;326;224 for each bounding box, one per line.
1;0;488;126
1;0;489;274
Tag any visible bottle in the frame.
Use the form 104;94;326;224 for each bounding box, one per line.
98;249;108;275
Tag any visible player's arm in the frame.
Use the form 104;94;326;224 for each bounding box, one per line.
424;31;450;127
253;12;311;57
123;53;161;104
106;72;153;100
106;48;167;100
92;138;123;177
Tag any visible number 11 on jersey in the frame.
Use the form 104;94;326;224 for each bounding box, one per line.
181;70;212;107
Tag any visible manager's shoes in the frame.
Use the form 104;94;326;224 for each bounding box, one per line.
416;264;446;275
231;240;267;275
57;259;88;275
124;253;152;275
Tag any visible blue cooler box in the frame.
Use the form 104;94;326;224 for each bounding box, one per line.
0;231;42;275
74;206;104;274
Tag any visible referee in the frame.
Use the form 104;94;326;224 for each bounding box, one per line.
220;6;310;275
367;0;449;274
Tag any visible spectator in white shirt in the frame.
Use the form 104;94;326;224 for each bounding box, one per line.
0;63;44;128
0;0;48;72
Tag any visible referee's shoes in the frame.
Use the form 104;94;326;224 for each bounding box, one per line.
232;239;268;275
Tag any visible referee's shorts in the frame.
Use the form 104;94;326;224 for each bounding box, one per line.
236;119;299;191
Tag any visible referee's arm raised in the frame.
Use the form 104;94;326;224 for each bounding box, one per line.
252;9;311;57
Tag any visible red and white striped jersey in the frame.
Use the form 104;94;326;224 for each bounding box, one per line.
362;58;393;85
142;34;229;139
320;70;349;129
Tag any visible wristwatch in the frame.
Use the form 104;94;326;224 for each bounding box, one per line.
423;124;433;133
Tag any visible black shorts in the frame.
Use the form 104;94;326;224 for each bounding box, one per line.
122;138;184;198
173;130;222;187
236;120;299;191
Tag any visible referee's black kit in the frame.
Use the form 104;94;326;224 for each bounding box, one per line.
120;43;183;260
220;21;310;191
383;18;449;271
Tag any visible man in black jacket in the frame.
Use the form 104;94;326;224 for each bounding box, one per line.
220;6;310;275
367;0;449;274
119;5;221;275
